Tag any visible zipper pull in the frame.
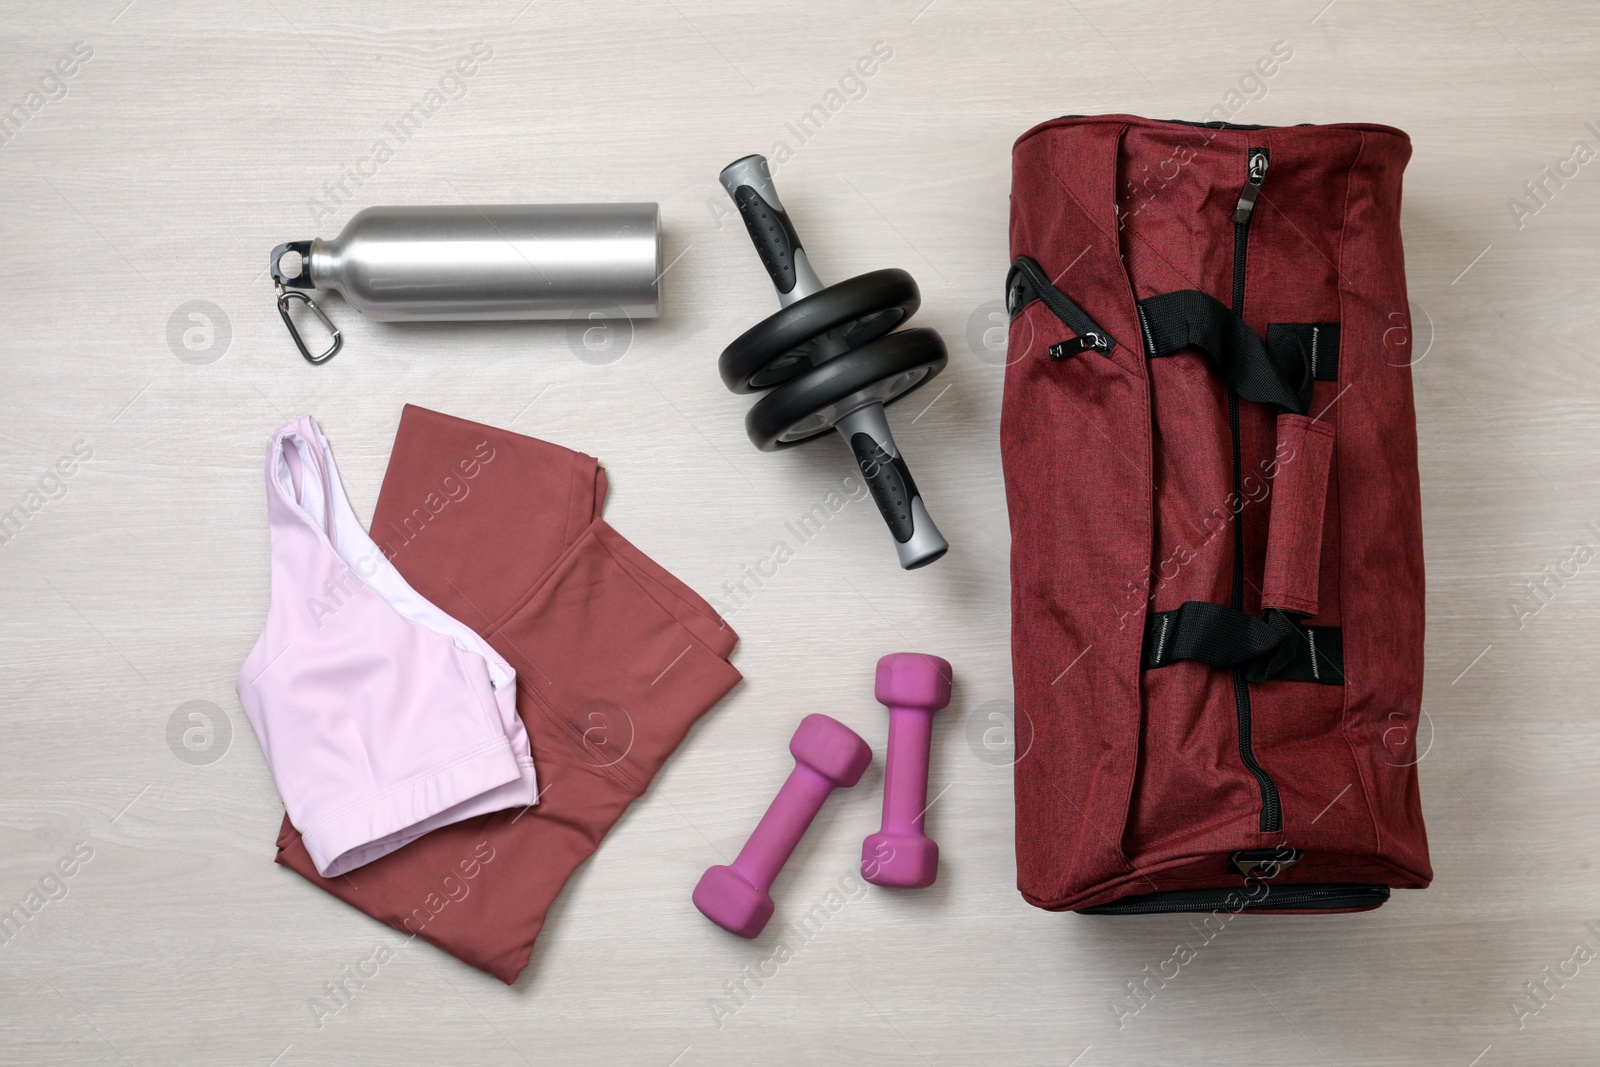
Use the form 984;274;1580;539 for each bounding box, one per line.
1232;148;1270;224
1231;847;1299;880
1049;331;1110;359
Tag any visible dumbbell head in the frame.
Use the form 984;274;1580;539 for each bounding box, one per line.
876;653;953;712
790;712;874;787
862;828;939;889
692;864;775;940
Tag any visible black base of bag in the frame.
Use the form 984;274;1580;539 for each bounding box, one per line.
1078;883;1390;915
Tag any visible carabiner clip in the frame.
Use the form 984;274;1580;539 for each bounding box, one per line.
276;287;342;365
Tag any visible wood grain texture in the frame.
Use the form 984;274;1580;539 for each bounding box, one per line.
1;1;1597;1064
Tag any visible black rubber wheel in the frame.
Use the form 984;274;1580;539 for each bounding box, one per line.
719;268;919;393
744;328;947;451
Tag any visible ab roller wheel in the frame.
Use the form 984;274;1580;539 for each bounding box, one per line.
719;155;949;570
720;267;919;392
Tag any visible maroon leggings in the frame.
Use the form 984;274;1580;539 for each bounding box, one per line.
275;405;740;983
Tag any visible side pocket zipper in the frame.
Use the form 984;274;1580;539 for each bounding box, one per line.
1007;255;1116;359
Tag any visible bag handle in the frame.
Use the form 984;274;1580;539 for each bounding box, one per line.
1018;268;1339;619
1135;289;1310;414
1134;290;1337;617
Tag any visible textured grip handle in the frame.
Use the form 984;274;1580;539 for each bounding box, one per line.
731;184;803;295
836;403;948;570
851;433;918;542
720;154;824;306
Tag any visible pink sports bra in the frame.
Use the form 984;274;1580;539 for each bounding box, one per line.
237;416;537;877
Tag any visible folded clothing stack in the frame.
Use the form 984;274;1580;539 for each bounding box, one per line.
240;405;741;983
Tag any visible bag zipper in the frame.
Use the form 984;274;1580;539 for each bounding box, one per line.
1054;116;1314;131
1077;882;1390;915
1232;148;1270;224
1007;255;1115;358
1228;147;1282;834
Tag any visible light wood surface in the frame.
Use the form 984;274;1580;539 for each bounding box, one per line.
2;2;1598;1064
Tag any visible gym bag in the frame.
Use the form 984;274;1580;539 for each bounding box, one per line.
1002;115;1430;914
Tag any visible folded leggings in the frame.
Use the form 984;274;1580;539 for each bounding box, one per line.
275;404;741;984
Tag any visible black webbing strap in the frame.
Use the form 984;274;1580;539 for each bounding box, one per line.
1135;290;1312;412
1143;602;1344;685
1266;322;1340;383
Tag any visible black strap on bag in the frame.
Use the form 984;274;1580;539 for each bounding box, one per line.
1135;290;1312;413
1008;262;1340;394
1143;602;1344;685
1267;321;1341;384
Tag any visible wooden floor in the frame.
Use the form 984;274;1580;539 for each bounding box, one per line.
2;2;1597;1064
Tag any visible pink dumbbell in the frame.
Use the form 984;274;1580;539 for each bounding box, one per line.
693;714;872;938
861;653;952;888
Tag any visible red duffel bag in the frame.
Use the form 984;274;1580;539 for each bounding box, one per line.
1002;115;1430;914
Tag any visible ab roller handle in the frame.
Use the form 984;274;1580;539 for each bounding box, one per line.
720;156;826;307
835;404;947;570
719;156;950;570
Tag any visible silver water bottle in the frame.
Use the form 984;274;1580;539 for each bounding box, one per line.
270;203;661;363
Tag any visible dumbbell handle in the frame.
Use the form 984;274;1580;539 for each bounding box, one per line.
720;155;825;306
836;404;949;570
880;704;935;831
729;763;836;890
